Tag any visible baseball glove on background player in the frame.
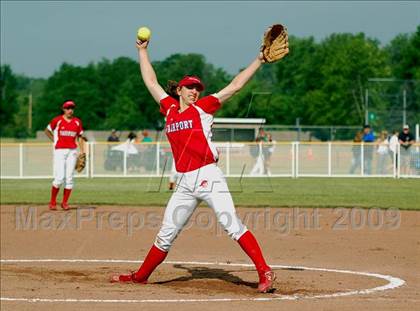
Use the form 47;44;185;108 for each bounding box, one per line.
261;24;289;63
75;153;86;173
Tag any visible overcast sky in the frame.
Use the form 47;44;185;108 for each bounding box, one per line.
1;1;419;78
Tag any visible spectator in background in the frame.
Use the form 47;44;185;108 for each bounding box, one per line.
398;125;415;175
107;129;120;143
141;130;153;143
256;128;267;142
110;131;140;171
127;131;140;171
127;131;137;142
250;128;268;175
349;131;363;174
362;125;375;175
104;129;122;171
389;130;399;169
376;130;389;175
263;133;275;176
139;130;154;171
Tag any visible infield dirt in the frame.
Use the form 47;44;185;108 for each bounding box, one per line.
1;205;419;310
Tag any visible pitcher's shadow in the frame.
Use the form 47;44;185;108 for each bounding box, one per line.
154;264;258;289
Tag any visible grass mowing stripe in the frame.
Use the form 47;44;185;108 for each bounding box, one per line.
1;178;419;210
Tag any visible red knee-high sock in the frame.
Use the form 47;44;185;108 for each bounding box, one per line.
133;245;168;282
62;188;72;204
50;186;60;204
238;231;270;274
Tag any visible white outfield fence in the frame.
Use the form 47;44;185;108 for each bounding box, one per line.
1;142;419;179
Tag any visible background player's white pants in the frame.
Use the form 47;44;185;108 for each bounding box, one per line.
250;143;264;175
52;148;78;189
155;163;247;251
250;155;265;175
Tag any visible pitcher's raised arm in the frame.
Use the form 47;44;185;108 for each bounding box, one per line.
136;40;166;104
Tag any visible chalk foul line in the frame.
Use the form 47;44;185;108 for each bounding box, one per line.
0;258;405;304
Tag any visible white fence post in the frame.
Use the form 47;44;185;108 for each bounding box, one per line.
328;142;332;176
226;143;231;176
361;143;364;176
397;143;401;179
156;142;160;176
89;142;93;178
291;142;295;178
295;142;299;178
123;147;127;177
393;146;397;179
19;143;23;178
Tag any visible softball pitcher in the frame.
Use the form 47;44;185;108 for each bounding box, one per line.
44;100;85;210
112;26;288;293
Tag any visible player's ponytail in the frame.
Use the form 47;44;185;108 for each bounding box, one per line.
166;80;180;100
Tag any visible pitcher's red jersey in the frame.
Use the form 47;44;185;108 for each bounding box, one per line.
160;95;220;173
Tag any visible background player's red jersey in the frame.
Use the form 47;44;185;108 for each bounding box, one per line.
47;115;84;149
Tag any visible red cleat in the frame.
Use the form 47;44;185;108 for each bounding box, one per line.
258;269;276;293
61;203;70;210
48;203;57;210
110;272;148;284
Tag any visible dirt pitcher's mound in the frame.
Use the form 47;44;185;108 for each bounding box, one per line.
1;262;386;301
2;205;419;310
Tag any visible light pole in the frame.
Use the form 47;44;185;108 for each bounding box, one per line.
367;78;419;128
402;88;407;126
364;88;369;125
28;81;33;133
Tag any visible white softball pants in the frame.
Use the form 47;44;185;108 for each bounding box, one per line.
155;163;248;251
52;148;78;189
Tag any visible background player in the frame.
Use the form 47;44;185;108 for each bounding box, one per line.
44;100;85;210
111;29;288;293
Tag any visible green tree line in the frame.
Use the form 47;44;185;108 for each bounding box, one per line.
1;27;419;138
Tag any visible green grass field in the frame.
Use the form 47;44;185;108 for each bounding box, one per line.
1;178;419;210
